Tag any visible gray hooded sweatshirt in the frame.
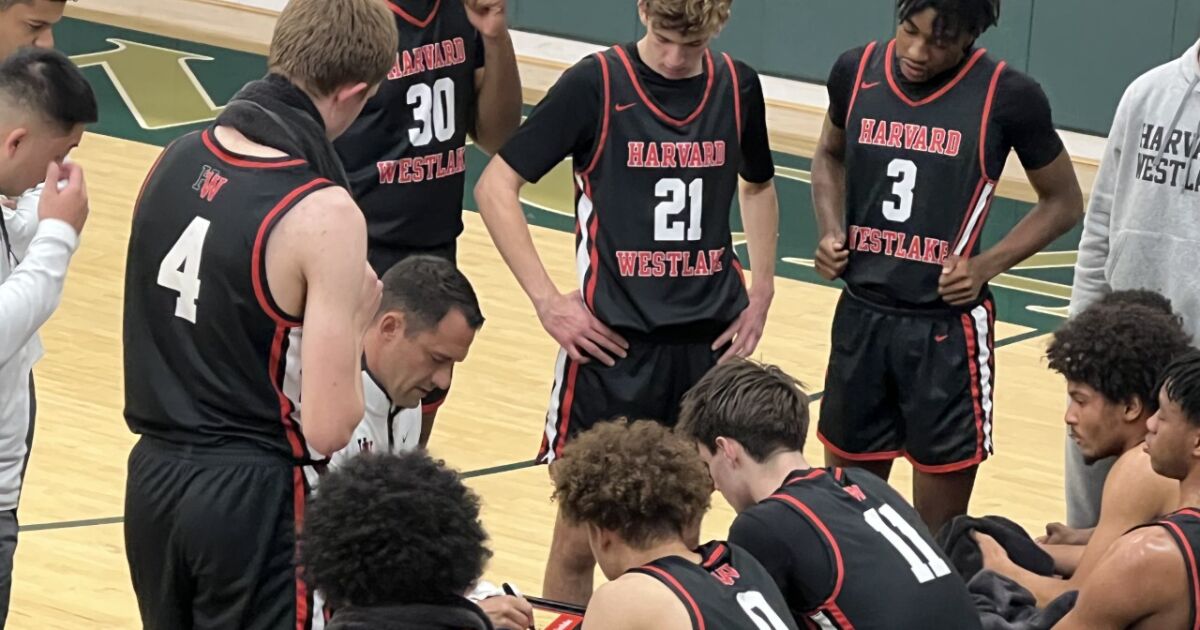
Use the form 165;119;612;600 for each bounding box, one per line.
1070;39;1200;339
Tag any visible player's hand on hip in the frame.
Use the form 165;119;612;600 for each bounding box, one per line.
37;161;89;235
714;289;772;363
814;232;849;281
537;290;628;366
478;595;535;630
463;0;508;39
938;255;986;305
354;262;383;334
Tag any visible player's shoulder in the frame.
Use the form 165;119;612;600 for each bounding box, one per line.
1105;447;1180;514
1107;524;1187;572
586;572;688;629
836;43;874;70
279;185;365;244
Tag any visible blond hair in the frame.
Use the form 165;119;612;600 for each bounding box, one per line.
269;0;397;97
641;0;733;37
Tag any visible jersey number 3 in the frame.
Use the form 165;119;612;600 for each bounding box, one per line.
883;158;917;223
157;217;211;323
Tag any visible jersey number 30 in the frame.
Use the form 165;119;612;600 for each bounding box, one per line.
408;77;456;147
157;217;211;323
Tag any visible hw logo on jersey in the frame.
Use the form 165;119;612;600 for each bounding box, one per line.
711;563;741;586
192;165;228;202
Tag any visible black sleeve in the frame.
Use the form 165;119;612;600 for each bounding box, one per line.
497;56;602;184
993;68;1065;171
827;46;868;129
735;62;775;183
729;504;833;612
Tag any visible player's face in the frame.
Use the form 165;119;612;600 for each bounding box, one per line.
378;308;476;409
895;8;974;83
1146;389;1199;481
0;120;82;197
0;0;63;60
1064;381;1131;464
640;21;712;80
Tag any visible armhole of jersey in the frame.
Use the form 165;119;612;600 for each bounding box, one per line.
768;493;853;627
134;133;191;215
633;565;707;630
723;53;742;141
845;41;877;128
578;51;612;178
1158;520;1200;630
251;177;334;327
978;61;1008;181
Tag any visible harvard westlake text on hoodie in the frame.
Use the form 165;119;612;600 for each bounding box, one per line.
1071;39;1200;339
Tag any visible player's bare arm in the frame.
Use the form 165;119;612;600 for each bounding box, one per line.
465;0;521;155
1053;527;1188;629
714;177;777;361
269;186;382;455
811;114;849;281
475;155;628;366
582;573;691;630
938;150;1083;305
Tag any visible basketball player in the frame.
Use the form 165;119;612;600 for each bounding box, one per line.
334;0;521;445
121;1;397;627
984;351;1200;628
677;359;980;629
0;0;68;60
475;0;779;603
978;298;1191;606
0;47;94;627
812;0;1084;534
552;420;798;630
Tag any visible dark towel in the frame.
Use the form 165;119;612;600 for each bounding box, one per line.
215;73;349;188
936;515;1056;582
969;569;1077;630
326;598;495;630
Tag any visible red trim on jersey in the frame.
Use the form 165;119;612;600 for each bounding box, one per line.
723;52;742;140
613;45;715;127
269;326;305;460
845;41;878;127
770;494;856;629
386;0;441;28
292;467;312;630
978;61;1007;180
202;129;307;169
134;135;189;215
251;178;331;326
951;178;987;253
884;40;988;107
961;312;986;462
731;258;747;287
581;52;612;178
818;432;903;461
553;361;581;460
421;397;446;414
1181;509;1200;519
785;469;828;485
582;177;602;310
641;565;707;630
962;191;996;258
701;543;727;569
1162;519;1200;630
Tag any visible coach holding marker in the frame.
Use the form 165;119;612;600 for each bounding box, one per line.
0;47;95;625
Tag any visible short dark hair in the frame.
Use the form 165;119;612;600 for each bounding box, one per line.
300;452;491;608
0;0;71;11
1159;351;1200;428
1047;301;1192;413
1097;289;1181;324
0;48;97;133
677;360;810;461
552;420;712;549
897;0;1001;40
379;256;484;335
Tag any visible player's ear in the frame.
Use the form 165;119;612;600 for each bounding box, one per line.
1;127;26;158
715;436;738;462
380;310;405;338
1123;395;1145;423
335;81;371;106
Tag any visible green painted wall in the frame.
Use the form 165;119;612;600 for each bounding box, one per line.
510;0;1200;136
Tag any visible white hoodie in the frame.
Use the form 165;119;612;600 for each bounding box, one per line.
1071;39;1200;339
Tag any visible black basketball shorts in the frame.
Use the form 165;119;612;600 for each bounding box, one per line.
817;289;996;472
537;326;728;464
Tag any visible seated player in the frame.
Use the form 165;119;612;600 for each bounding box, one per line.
552;420;799;630
1031;352;1200;628
677;360;980;629
302;451;533;630
328;256;484;466
979;296;1191;605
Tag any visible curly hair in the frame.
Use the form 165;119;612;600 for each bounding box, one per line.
641;0;733;37
552;420;712;549
1159;351;1200;428
300;452;491;608
1047;301;1192;412
897;0;1000;40
678;359;810;461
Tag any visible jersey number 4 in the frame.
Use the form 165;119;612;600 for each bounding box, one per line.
865;504;951;583
157;217;211;323
408;77;456;147
654;178;703;241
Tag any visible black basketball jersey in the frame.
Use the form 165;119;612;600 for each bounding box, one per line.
1141;508;1200;629
843;40;1008;308
334;0;480;250
760;468;979;629
629;540;798;630
576;45;749;334
123;128;334;462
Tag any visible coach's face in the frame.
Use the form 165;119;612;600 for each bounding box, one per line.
895;8;974;83
0;119;82;197
0;0;64;60
1146;388;1199;481
375;308;476;409
1064;382;1134;464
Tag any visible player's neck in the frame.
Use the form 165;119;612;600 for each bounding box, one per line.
749;450;813;503
212;126;289;159
1179;469;1200;509
622;539;701;573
